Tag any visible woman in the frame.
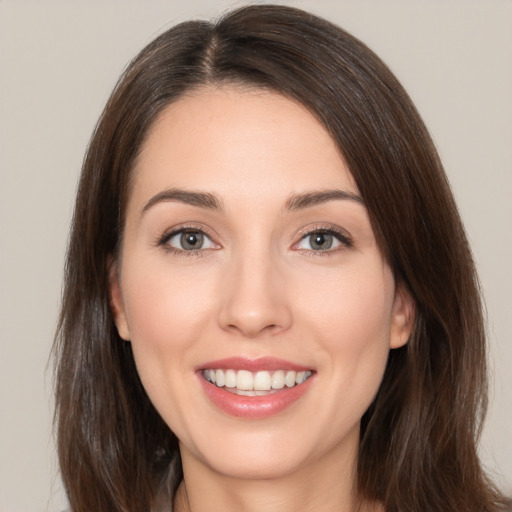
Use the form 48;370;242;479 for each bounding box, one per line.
53;4;511;511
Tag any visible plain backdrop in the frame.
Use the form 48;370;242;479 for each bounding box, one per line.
0;1;511;510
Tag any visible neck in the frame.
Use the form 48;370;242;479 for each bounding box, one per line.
174;432;380;512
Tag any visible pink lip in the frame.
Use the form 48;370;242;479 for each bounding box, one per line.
196;357;315;419
197;356;312;372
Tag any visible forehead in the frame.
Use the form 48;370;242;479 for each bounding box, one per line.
130;86;358;207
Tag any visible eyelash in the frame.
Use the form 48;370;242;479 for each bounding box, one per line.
293;225;353;256
156;224;353;258
157;225;218;258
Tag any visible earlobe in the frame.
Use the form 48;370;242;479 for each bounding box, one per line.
390;283;415;349
108;258;130;341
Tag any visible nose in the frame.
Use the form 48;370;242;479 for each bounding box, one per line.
217;249;292;338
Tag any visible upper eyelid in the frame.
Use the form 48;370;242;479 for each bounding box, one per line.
293;224;353;243
159;224;216;241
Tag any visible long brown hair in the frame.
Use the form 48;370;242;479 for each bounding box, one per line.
53;5;510;511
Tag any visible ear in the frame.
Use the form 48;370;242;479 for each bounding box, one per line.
389;282;415;349
108;257;130;341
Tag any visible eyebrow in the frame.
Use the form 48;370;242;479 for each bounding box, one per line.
285;189;364;210
142;188;223;214
141;187;363;216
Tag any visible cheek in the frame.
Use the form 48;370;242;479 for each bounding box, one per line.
119;259;223;434
294;261;395;393
124;258;212;338
298;262;394;342
120;257;218;390
296;264;395;433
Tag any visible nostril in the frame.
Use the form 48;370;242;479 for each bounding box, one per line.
223;320;287;338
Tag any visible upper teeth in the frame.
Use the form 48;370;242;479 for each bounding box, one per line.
204;369;312;391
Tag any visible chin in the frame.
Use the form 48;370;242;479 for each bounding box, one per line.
204;449;309;481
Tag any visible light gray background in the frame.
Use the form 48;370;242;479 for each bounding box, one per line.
1;1;511;511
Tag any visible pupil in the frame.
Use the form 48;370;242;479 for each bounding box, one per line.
181;231;203;250
311;232;332;250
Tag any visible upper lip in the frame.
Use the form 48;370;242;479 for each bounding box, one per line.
196;356;313;372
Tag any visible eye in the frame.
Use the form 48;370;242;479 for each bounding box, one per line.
294;228;352;252
164;229;217;251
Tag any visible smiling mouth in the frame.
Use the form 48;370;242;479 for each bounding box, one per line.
202;369;313;396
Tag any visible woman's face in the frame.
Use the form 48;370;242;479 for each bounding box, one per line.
110;86;413;480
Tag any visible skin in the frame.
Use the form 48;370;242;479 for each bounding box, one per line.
110;86;414;512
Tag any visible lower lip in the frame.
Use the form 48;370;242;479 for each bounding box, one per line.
199;374;314;419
